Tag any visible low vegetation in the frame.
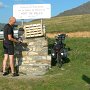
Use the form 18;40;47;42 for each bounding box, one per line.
0;37;90;90
25;14;90;33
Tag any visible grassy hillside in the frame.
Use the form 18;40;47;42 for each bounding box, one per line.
0;37;90;90
25;14;90;33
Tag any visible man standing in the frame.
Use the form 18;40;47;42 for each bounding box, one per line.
3;16;20;76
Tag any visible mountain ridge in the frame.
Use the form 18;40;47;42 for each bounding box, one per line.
57;1;90;17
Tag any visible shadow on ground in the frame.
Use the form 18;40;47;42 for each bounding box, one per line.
82;75;90;84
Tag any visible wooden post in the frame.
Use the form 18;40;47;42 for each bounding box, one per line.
41;19;43;34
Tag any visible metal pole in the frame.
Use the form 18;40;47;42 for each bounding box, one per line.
41;19;43;25
21;19;24;26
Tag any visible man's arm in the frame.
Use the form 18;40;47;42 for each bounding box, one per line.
8;34;19;43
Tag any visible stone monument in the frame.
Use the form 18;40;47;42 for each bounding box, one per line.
14;24;51;76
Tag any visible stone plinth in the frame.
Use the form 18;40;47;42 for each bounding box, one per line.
14;37;51;76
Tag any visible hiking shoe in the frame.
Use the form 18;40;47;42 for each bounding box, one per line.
3;72;9;76
12;73;19;77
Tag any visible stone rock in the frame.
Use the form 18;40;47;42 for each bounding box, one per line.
14;36;51;76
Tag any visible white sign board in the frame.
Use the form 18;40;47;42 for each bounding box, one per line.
13;4;51;19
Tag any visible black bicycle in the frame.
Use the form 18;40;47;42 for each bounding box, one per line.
51;34;68;68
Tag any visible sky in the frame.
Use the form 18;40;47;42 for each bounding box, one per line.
0;0;89;23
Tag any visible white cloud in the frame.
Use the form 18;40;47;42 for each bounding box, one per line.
0;2;9;8
0;2;4;8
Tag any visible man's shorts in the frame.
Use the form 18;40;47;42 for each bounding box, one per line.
3;42;14;55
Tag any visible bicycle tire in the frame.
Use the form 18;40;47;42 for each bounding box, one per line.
57;53;62;68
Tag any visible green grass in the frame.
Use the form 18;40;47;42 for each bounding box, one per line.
25;14;90;33
0;37;90;90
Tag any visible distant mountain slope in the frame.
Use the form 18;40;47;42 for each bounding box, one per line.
58;1;90;16
0;23;5;30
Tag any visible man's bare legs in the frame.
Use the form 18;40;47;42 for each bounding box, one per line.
3;54;15;74
3;54;8;73
9;55;14;74
9;55;19;76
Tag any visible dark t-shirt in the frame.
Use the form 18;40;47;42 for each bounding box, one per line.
4;24;14;44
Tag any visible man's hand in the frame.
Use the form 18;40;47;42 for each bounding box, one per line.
17;40;22;45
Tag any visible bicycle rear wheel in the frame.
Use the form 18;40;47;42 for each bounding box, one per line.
57;53;62;68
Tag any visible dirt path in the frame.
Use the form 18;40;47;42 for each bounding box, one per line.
46;31;90;38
